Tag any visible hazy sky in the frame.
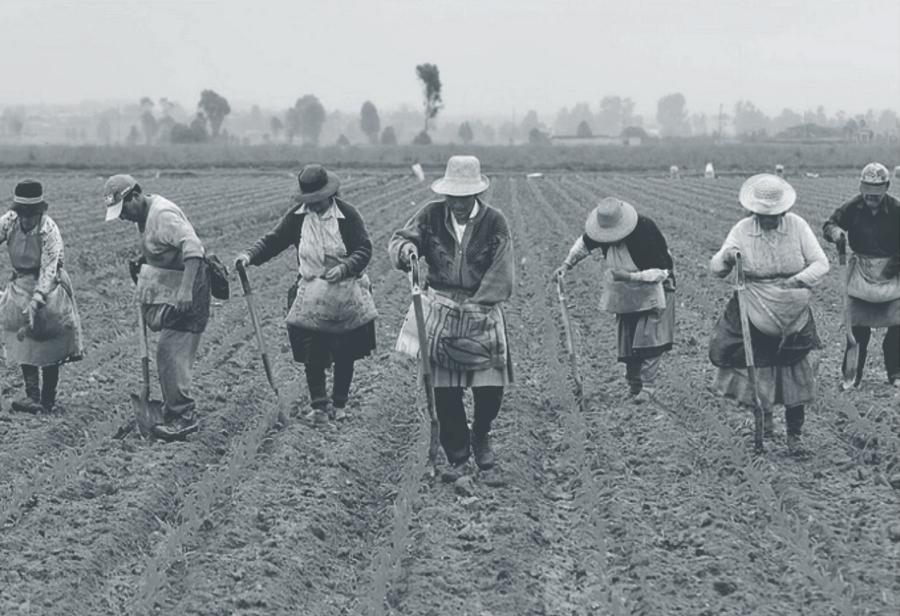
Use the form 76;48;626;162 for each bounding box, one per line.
2;0;898;119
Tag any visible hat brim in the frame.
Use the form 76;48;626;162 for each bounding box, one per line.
430;175;490;197
739;177;796;215
11;200;48;212
584;202;638;243
294;172;340;205
105;200;123;222
860;182;889;196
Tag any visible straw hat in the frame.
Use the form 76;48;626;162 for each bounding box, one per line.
584;197;638;243
859;162;890;196
430;155;490;196
739;174;796;215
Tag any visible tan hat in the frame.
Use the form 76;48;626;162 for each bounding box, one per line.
584;197;638;243
859;162;890;196
430;155;490;196
103;174;138;222
739;174;796;215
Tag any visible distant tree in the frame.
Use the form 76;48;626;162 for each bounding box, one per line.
733;100;770;137
140;110;158;145
569;103;594;134
292;95;326;145
596;96;635;135
520;110;541;136
97;116;112;145
875;109;899;137
690;113;709;136
481;123;496;143
139;97;154;112
158;97;180;120
360;100;381;144
2;107;26;138
190;112;209;140
458;121;474;144
269;116;283;141
380;126;398;145
336;133;350;146
843;118;859;141
412;130;432;145
198;89;231;139
576;120;593;138
415;63;443;133
125;125;141;146
656;93;689;137
528;127;551;145
771;108;803;134
498;121;519;144
156;116;176;143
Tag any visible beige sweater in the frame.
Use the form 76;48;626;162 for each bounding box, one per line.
710;213;829;287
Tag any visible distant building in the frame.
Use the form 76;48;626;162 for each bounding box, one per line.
550;134;622;146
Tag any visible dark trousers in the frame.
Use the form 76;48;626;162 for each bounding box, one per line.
845;325;900;383
21;364;60;405
434;386;503;464
305;358;355;409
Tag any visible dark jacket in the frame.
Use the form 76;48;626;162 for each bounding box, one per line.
823;193;900;259
246;198;373;276
388;199;514;306
583;215;676;287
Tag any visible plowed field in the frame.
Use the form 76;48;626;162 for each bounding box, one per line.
1;170;897;616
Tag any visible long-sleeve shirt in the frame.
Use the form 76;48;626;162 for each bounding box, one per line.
141;195;205;270
0;211;65;298
710;212;829;287
823;194;900;258
246;197;372;278
389;199;514;306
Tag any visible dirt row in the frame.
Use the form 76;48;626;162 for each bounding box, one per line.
1;172;897;615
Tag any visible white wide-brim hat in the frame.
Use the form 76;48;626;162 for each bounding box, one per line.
585;197;639;243
739;174;796;215
430;155;490;196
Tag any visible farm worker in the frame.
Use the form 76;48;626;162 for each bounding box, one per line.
822;162;900;389
103;174;211;441
235;164;377;425
0;179;83;413
389;155;514;471
708;174;829;454
554;198;675;403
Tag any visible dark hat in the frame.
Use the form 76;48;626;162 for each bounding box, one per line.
13;179;47;209
294;164;340;205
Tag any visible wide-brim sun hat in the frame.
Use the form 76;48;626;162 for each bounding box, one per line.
584;197;639;243
13;178;48;211
739;173;796;215
294;163;341;205
103;173;138;222
430;155;490;197
859;162;890;196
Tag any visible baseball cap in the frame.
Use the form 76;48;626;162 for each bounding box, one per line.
103;174;137;221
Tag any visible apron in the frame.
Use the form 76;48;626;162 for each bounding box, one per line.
0;219;83;366
846;255;900;328
603;244;675;360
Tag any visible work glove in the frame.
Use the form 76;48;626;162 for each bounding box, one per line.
234;253;251;270
129;256;146;284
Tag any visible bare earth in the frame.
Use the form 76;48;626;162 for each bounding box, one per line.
0;171;897;615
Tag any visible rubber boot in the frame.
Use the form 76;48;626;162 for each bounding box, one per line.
41;366;60;412
12;365;43;413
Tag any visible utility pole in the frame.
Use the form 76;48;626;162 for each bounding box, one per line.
717;103;724;144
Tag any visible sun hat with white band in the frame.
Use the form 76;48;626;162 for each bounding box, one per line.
430;155;490;197
738;173;796;215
